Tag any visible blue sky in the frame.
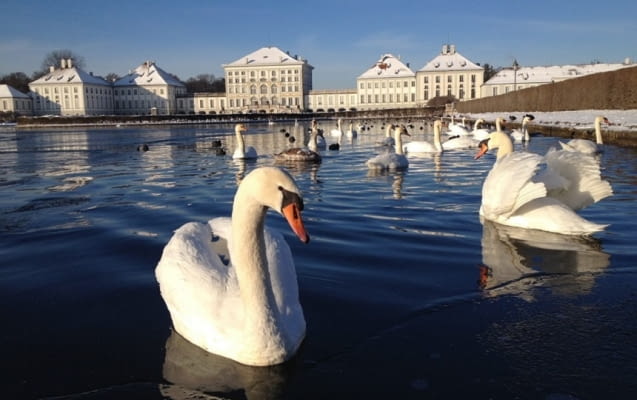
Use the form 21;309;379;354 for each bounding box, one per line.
1;0;635;89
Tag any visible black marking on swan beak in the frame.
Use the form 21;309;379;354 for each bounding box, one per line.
279;186;304;212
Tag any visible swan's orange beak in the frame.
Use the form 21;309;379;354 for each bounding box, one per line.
475;139;490;159
282;203;310;244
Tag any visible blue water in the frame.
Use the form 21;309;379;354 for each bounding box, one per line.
1;121;636;399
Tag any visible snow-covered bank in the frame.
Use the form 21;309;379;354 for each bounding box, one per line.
463;110;637;132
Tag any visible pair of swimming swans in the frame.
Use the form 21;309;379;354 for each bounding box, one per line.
401;120;478;153
156;167;309;366
475;130;612;235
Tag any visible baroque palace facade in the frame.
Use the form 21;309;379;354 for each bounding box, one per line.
2;44;632;117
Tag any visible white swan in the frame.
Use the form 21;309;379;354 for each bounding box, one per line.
346;121;358;138
231;123;257;160
378;123;395;147
447;115;470;136
330;118;343;138
156;167;309;366
310;120;326;150
403;120;443;153
475;130;612;235
471;118;491;141
559;116;609;154
510;115;533;143
367;125;410;170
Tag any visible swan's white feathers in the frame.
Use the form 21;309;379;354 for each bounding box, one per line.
542;148;613;210
481;152;546;220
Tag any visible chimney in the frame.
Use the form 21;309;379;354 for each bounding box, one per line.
49;65;55;73
450;44;456;54
61;59;66;68
67;58;73;68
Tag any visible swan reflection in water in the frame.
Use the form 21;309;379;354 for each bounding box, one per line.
274;158;321;184
160;329;294;400
478;218;610;301
367;168;405;199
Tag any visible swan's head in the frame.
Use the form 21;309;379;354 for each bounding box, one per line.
475;131;512;159
235;123;247;134
395;125;410;137
596;116;610;125
240;167;309;244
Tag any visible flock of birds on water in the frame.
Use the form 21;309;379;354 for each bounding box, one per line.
154;113;614;368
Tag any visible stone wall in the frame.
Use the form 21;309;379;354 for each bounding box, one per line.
457;65;637;113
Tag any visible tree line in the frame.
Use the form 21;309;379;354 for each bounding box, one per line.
0;49;225;94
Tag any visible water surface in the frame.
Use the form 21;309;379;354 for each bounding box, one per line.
1;121;636;399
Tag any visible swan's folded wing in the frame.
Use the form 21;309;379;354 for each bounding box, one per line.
544;149;613;210
482;152;546;219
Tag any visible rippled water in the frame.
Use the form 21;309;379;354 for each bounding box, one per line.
1;121;636;399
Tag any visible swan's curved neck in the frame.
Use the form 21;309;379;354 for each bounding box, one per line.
496;118;503;132
230;191;279;335
594;118;604;144
433;123;443;152
235;129;246;154
492;131;513;159
394;129;405;155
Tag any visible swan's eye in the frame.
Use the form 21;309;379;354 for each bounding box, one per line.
280;187;304;211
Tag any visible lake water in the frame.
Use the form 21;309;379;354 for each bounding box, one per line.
2;120;636;399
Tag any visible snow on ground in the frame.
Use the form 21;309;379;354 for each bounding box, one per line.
462;109;637;132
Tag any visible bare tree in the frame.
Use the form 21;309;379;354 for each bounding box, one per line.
185;74;225;93
0;72;31;93
105;73;120;82
34;49;86;78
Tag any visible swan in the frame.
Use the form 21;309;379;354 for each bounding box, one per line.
470;119;491;141
366;125;410;170
403;120;443;153
346;121;358;138
474;130;612;235
330;118;343;138
447;115;470;136
156;166;310;366
309;120;326;150
231;124;257;160
559;116;609;154
442;132;479;150
377;123;395;147
275;129;322;163
510;115;533;143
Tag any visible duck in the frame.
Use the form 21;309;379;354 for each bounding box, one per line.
155;167;310;366
510;114;534;143
559;116;609;154
470;119;491;141
232;123;257;160
346;121;358;138
275;129;322;163
366;125;410;170
474;130;613;235
403;120;443;154
330;118;344;138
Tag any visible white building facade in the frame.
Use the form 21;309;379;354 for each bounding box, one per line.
0;84;32;116
113;61;186;115
416;44;484;105
29;59;113;116
222;47;313;113
356;54;416;110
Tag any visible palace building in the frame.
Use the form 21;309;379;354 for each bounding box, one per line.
8;44;632;118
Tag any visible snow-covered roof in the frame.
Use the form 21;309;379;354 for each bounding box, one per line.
0;84;30;98
30;62;111;86
114;61;184;87
357;54;415;79
484;62;634;85
224;46;311;68
418;44;483;72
